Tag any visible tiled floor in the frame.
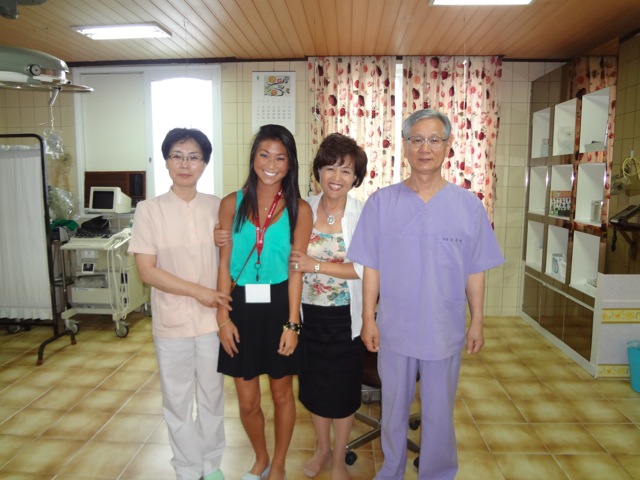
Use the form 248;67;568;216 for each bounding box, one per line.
0;314;639;479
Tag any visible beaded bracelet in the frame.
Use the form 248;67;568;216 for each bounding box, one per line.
282;322;302;334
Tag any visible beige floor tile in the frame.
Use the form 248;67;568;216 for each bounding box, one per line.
531;424;606;454
608;398;640;423
590;379;639;398
555;454;634;479
120;354;159;372
0;383;48;408
498;379;557;399
493;453;568;479
99;369;155;391
0;365;32;384
0;407;62;436
0;473;53;480
147;419;169;444
56;367;114;388
457;378;509;399
72;388;134;413
119;443;175;480
58;440;141;478
585;424;640;455
0;407;19;424
465;398;527;423
456;422;490;453
456;452;505;480
21;366;82;386
42;409;114;440
29;386;92;411
83;352;135;370
527;362;583;380
459;360;493;378
93;412;163;443
0;434;33;466
477;424;547;453
541;379;603;399
475;349;521;364
615;454;640;479
484;361;538;379
512;399;578;423
2;437;85;475
564;398;632;423
120;389;163;414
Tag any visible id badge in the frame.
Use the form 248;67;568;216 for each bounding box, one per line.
245;284;271;303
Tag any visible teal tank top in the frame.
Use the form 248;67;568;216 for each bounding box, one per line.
230;190;291;286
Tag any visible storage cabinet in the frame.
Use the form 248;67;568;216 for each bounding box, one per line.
520;62;616;373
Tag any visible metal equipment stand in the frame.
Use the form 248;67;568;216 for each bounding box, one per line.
0;133;76;365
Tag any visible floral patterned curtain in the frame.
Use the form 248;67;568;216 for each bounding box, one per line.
308;56;396;200
402;56;502;222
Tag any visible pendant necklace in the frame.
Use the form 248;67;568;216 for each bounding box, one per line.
320;200;344;226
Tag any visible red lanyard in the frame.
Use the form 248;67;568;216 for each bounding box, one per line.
253;188;283;281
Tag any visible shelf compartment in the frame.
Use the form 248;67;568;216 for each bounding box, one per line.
545;224;569;280
575;163;606;225
553;99;577;156
525;220;545;271
528;166;548;214
549;164;573;218
579;87;611;153
569;230;601;298
531;108;551;158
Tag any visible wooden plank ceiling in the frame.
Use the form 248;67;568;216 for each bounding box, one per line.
0;0;639;64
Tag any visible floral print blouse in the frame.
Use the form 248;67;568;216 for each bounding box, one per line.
301;229;350;307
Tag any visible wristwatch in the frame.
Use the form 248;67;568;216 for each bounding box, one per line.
314;263;320;272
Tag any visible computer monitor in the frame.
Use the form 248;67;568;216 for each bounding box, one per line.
88;186;132;213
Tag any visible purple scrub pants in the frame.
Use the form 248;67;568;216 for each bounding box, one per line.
376;348;461;480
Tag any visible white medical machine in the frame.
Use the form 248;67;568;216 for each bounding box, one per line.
59;187;147;337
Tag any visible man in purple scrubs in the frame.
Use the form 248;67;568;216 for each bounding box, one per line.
348;109;504;479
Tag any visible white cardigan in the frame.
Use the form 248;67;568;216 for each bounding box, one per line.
304;193;364;339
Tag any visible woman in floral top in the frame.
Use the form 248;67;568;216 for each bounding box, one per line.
288;133;367;479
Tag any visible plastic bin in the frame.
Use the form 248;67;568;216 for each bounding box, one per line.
628;341;640;394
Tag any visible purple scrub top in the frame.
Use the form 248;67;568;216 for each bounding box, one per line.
347;182;504;361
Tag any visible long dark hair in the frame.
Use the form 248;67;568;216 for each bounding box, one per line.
234;124;301;243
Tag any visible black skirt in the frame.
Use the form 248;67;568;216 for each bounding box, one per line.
298;303;364;418
217;281;301;380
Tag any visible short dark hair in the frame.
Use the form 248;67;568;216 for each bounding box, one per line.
313;133;368;188
161;128;213;164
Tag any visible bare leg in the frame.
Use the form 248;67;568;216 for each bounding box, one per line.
267;375;296;480
235;377;270;476
303;414;332;477
330;415;354;480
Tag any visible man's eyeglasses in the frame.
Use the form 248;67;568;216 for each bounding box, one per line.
167;153;204;166
406;136;449;149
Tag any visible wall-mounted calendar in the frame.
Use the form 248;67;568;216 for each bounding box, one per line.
252;72;296;134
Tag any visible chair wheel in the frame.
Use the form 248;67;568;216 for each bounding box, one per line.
409;418;420;430
414;456;419;468
345;450;357;465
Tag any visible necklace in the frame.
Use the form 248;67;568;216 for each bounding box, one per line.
320;200;345;226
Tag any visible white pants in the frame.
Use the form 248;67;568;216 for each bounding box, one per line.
154;332;226;480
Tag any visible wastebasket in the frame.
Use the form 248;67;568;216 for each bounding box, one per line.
628;341;640;394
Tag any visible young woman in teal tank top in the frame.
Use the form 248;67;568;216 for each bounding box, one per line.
216;124;313;480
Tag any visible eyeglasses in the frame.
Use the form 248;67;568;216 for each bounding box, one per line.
167;152;204;166
406;136;449;149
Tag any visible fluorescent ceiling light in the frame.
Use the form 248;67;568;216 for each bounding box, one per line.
429;0;534;5
71;23;172;40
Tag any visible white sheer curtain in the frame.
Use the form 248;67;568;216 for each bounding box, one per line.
0;146;53;319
